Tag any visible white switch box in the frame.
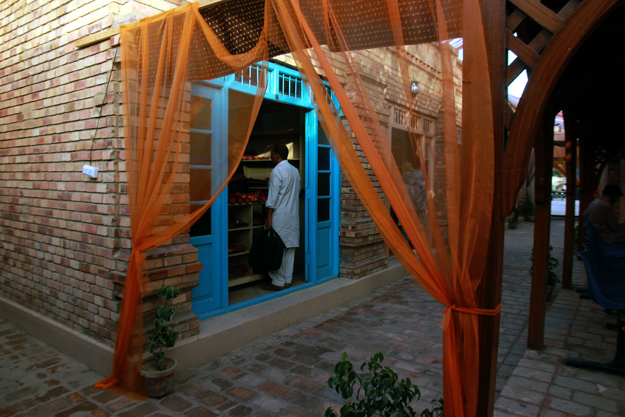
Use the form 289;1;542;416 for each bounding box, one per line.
82;164;99;179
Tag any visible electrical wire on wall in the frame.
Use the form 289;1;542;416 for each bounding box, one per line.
83;47;120;179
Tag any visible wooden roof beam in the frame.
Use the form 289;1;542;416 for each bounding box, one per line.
506;30;539;67
505;101;516;131
506;0;581;57
75;27;120;49
506;58;527;87
508;0;564;33
506;8;527;32
503;0;621;213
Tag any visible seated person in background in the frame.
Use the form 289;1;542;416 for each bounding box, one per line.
583;184;625;244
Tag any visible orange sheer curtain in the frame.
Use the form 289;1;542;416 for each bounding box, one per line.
274;1;497;415
99;1;501;416
95;4;270;396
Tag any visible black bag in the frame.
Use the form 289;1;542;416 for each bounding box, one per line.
249;228;285;271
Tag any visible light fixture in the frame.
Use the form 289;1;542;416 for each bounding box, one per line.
411;81;419;96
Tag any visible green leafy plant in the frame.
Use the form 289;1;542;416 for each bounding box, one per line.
521;199;535;219
420;398;444;417
529;245;560;286
509;208;520;228
325;352;443;417
148;286;180;371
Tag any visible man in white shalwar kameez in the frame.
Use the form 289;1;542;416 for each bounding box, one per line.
263;144;300;290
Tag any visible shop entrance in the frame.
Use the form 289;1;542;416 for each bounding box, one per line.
227;99;307;304
189;63;340;319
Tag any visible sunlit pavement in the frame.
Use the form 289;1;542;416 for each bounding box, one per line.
1;219;623;416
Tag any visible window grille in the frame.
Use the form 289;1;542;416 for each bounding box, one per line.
234;65;265;87
423;119;432;133
424;138;432;176
324;85;334;105
278;72;302;99
410;115;419;129
394;108;405;126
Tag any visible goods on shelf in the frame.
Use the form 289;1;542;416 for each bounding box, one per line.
228;264;248;278
242;154;271;160
228;190;267;205
228;218;249;229
228;239;247;254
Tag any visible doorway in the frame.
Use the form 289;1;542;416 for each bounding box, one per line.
189;62;341;320
227;99;308;305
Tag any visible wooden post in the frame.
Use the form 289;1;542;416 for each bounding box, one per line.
528;107;554;350
561;111;576;289
577;131;594;253
475;0;506;415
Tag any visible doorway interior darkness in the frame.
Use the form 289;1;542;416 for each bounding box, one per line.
227;99;307;305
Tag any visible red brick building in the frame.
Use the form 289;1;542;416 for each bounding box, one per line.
0;0;461;373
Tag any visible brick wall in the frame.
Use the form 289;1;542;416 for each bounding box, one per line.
0;0;462;347
0;0;198;347
338;45;461;275
276;44;462;278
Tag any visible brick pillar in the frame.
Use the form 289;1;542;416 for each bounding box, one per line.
337;125;389;278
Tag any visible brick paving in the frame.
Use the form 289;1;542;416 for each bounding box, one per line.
1;219;624;416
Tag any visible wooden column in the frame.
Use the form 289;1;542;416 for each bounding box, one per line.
561;111;576;289
528;107;554;350
475;0;506;415
577;131;594;253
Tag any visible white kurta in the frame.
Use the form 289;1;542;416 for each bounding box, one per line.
266;160;300;248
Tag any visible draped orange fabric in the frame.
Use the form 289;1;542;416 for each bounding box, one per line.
98;1;501;416
94;5;269;396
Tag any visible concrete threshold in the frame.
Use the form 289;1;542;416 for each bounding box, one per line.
0;258;407;376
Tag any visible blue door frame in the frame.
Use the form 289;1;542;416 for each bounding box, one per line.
189;83;228;320
305;112;340;283
191;62;340;319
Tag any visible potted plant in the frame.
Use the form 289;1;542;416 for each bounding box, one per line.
509;208;520;229
140;285;180;397
522;199;535;222
529;245;560;301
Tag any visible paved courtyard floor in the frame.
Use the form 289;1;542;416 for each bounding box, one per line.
1;219;624;416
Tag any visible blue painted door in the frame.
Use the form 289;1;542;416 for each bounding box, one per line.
306;111;340;282
189;84;227;319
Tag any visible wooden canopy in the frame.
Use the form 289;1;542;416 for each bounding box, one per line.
506;0;625;352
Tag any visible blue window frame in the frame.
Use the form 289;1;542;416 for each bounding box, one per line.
191;62;340;318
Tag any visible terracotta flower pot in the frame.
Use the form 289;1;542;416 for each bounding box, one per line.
140;358;176;398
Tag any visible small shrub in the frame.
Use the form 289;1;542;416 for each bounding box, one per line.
529;245;560;286
148;286;180;371
325;352;443;417
512;207;520;222
420;398;444;417
521;200;535;218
